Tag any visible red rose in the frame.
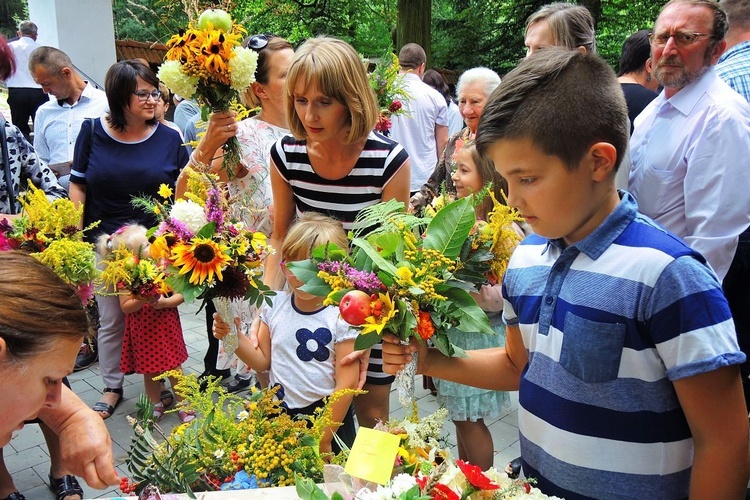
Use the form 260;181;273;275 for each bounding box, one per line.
456;459;500;490
389;100;403;113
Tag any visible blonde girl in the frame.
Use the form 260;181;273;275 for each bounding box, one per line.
96;225;194;423
214;213;359;454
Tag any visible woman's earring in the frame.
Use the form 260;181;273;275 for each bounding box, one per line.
646;74;652;83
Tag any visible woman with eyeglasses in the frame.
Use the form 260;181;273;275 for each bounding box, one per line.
174;34;295;392
69;60;189;420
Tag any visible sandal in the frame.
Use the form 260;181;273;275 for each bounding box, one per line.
91;387;123;420
152;402;166;422
160;389;174;408
178;409;196;424
48;472;83;500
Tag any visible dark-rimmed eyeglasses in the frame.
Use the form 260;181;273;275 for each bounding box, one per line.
133;90;162;102
648;31;713;47
245;33;276;52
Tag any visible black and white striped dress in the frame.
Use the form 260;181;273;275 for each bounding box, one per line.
270;131;409;384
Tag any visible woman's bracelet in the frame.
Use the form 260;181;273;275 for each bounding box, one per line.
188;151;211;173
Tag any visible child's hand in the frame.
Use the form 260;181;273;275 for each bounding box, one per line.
212;313;241;340
151;296;168;310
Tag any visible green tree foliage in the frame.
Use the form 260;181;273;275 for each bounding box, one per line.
232;0;395;55
109;0;667;75
596;0;667;69
0;0;27;39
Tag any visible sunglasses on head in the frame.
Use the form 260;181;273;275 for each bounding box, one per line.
245;33;277;52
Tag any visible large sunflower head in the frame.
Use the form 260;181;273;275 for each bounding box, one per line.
171;237;232;285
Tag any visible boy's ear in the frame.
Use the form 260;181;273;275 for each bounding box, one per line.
588;142;618;181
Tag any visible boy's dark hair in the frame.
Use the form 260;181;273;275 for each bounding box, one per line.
476;48;628;172
105;59;159;132
618;29;652;76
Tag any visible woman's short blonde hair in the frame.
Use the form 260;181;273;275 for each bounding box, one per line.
284;37;379;144
282;212;348;262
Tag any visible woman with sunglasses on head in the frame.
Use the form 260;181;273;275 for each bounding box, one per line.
265;36;411;428
69;60;189;420
175;34;295;391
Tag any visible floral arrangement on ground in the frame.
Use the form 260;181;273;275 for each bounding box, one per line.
296;408;560;500
122;371;358;498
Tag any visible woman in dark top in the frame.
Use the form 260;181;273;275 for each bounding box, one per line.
617;29;659;133
69;60;188;420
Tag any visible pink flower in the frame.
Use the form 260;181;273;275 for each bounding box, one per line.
389;100;402;113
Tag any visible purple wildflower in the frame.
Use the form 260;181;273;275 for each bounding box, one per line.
161;219;194;241
205;187;224;228
345;267;382;294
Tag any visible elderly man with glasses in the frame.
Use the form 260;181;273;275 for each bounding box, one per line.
629;0;750;285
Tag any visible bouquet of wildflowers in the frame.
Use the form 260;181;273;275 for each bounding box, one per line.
0;183;99;303
288;197;496;405
158;8;258;173
369;51;411;135
133;172;274;353
99;245;166;301
123;372;358;498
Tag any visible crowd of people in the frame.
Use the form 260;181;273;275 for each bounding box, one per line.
1;0;749;498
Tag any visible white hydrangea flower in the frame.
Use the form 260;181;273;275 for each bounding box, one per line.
389;474;417;495
169;199;208;234
157;60;198;100
229;47;258;92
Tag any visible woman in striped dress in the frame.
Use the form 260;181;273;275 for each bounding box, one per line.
266;36;411;428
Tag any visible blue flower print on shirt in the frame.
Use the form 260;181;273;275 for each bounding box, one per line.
296;327;333;362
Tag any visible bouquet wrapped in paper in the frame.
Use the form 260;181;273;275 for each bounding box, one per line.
133;174;274;354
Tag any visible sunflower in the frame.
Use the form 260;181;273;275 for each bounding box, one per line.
360;292;398;336
171;238;232;285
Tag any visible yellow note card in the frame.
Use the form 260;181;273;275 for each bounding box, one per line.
344;427;400;485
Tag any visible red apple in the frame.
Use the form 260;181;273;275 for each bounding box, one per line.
339;290;373;325
197;9;233;32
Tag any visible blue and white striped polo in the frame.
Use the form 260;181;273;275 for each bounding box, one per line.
502;192;744;499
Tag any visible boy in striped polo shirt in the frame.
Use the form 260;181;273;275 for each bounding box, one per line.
381;48;749;499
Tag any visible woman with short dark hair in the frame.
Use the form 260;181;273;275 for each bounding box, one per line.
69;60;189;420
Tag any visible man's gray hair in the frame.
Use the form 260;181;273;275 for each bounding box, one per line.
456;67;502;100
18;21;38;37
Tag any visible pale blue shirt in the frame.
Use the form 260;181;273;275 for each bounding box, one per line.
629;69;750;280
33;83;108;165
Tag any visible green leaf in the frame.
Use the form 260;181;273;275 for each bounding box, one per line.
299;277;334;297
436;285;495;335
431;332;452;357
196;222;216;239
468;248;494;262
295;475;329;500
423;197;476;259
327;288;351;304
354;332;382;351
371;232;401;257
351;237;399;275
